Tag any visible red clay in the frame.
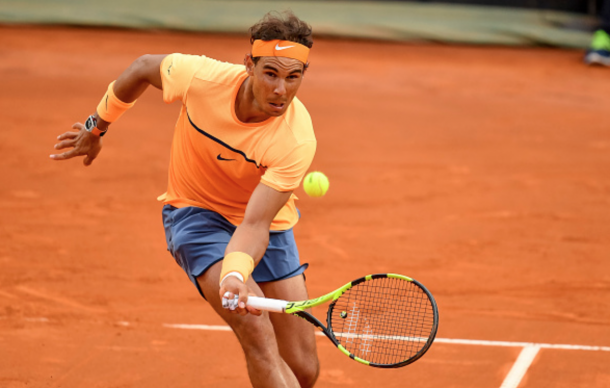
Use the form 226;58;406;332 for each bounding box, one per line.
0;26;609;387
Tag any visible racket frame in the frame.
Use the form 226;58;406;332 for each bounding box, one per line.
249;273;439;368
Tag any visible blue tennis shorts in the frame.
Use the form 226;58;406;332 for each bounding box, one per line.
162;205;308;298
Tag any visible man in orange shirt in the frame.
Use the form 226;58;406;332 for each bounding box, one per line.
51;11;319;388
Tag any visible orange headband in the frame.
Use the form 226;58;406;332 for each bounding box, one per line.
251;39;310;64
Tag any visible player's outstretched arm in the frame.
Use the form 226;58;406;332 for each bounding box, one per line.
50;54;167;166
219;183;292;316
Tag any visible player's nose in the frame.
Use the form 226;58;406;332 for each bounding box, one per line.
273;79;286;96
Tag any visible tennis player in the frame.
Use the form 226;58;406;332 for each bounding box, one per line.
51;11;319;388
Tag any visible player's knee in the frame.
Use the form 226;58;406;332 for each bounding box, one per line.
229;315;278;357
282;343;319;388
294;357;319;388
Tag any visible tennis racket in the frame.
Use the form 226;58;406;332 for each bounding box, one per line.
223;273;439;368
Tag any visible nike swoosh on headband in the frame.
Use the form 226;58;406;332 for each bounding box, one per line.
275;44;295;51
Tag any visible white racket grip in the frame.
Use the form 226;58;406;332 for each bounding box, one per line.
246;296;289;313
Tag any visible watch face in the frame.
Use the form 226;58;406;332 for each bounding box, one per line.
85;116;97;132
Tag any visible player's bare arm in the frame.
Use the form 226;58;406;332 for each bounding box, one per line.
50;54;166;165
219;182;292;315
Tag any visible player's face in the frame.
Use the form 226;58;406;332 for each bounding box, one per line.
246;56;306;117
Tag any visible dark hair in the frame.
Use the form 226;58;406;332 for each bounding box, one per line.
249;10;313;50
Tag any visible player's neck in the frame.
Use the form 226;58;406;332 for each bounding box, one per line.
235;77;271;124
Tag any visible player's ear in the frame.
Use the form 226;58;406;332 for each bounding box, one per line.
303;62;309;77
244;54;255;76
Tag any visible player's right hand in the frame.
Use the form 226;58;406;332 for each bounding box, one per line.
219;276;262;317
50;122;102;166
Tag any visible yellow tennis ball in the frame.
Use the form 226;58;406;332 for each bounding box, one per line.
303;171;329;197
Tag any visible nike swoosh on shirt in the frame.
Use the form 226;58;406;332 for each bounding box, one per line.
275;44;295;51
187;111;267;169
217;154;236;161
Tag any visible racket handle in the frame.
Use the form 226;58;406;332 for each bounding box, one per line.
247;296;289;313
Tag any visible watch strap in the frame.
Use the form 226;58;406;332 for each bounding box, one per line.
91;126;107;137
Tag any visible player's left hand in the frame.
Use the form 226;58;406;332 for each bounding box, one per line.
50;122;102;166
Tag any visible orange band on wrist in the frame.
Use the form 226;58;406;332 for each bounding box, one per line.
252;40;310;64
220;252;255;285
96;81;136;123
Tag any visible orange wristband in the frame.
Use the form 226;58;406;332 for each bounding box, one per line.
220;252;254;285
96;81;136;123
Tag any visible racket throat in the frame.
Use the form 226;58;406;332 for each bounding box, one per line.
294;311;340;344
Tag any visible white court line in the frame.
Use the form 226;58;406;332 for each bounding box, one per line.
163;324;232;331
164;323;610;388
163;323;610;352
499;345;540;388
434;338;610;352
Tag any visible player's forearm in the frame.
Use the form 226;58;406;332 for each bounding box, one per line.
92;54;166;132
226;223;270;267
220;183;292;284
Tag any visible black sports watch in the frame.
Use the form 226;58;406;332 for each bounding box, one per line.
84;115;107;137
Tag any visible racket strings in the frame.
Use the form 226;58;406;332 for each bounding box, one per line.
329;277;436;366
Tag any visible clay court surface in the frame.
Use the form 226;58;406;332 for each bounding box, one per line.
1;26;609;387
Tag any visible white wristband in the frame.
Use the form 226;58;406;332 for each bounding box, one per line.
220;271;244;286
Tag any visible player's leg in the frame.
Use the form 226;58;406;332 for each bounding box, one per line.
197;262;301;388
252;226;319;388
163;205;300;388
259;274;320;388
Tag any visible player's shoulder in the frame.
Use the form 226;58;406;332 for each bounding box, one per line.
191;55;244;85
281;97;315;144
166;53;244;85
